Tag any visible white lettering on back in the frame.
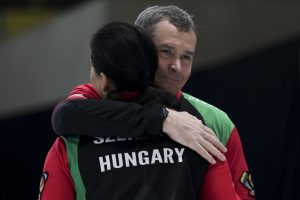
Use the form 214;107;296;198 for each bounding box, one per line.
163;148;174;163
124;152;137;167
174;148;185;162
111;153;123;169
98;148;185;172
138;151;149;165
151;149;163;164
93;137;104;144
99;155;111;172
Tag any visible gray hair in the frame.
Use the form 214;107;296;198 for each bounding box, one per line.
134;5;196;39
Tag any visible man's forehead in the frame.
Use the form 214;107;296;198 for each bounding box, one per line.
157;44;194;56
157;44;175;49
153;20;196;36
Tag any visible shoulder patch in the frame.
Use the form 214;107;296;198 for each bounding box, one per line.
38;171;48;200
240;171;255;197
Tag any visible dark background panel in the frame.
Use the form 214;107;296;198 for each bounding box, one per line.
185;38;300;200
0;109;56;200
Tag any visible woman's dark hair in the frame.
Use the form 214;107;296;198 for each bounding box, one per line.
90;22;178;107
90;22;158;93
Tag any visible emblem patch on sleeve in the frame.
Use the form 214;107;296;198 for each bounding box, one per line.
240;171;255;197
38;171;48;200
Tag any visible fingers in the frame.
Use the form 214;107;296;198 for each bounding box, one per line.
191;137;226;164
192;142;216;164
186;121;227;162
203;125;216;136
163;109;227;164
196;121;227;154
204;133;227;153
198;137;226;162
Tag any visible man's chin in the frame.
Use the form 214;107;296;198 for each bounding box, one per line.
155;81;179;96
160;86;178;96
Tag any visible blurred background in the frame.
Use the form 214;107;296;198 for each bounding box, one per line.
0;0;299;199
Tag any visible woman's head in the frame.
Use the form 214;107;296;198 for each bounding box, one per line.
90;22;158;97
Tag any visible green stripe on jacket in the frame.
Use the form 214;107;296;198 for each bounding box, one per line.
61;136;86;200
183;93;234;145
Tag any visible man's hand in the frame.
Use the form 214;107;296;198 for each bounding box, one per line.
162;108;227;164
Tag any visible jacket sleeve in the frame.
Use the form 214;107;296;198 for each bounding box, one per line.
52;84;167;137
39;138;75;200
200;160;241;200
226;127;255;200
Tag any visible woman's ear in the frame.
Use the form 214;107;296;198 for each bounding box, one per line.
99;72;109;97
101;73;117;97
90;67;105;97
90;67;116;98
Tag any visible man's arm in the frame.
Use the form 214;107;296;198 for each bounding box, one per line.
200;160;241;200
52;84;227;164
225;128;255;200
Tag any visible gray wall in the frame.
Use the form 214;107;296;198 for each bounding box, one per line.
0;0;300;118
0;1;108;118
105;0;300;67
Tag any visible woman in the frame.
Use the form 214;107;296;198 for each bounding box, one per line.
40;22;240;200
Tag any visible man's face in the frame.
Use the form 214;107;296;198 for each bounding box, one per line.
152;20;197;96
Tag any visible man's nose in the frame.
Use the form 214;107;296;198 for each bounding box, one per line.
169;58;182;72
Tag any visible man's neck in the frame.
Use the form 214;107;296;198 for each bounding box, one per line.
176;90;182;100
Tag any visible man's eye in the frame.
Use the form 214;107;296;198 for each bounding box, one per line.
163;50;172;54
159;49;172;55
183;55;192;61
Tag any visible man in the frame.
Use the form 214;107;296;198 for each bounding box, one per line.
52;5;254;199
